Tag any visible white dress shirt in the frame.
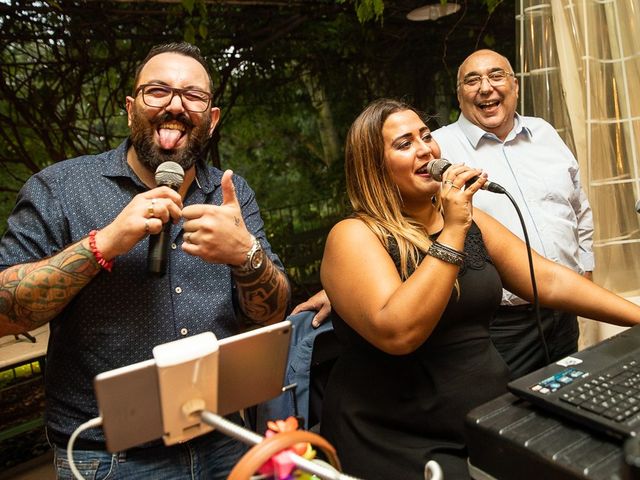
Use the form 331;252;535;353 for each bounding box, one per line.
431;113;594;306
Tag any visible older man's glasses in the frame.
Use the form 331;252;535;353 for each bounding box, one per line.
135;84;213;113
459;70;515;89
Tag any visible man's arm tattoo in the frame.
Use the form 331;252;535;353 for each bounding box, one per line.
0;241;101;335
234;258;291;325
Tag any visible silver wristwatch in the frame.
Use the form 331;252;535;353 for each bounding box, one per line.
236;235;264;273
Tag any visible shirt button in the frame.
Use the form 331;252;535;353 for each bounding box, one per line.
180;328;188;336
171;243;177;250
175;287;182;294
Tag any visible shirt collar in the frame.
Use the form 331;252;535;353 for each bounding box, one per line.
193;159;217;194
100;139;136;180
457;112;532;147
100;138;217;193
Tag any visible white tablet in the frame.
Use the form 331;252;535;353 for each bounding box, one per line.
93;320;292;452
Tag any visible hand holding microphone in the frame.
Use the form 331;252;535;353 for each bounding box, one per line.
429;160;486;233
427;158;506;194
148;161;185;275
90;163;184;264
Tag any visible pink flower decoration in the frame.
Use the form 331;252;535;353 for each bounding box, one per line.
257;417;317;479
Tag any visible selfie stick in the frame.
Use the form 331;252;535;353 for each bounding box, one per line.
200;410;362;480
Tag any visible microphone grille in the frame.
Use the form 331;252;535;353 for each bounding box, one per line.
426;158;451;181
155;161;185;188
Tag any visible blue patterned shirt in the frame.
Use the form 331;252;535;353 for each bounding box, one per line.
0;139;285;440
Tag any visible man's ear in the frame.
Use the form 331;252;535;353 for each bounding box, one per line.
208;107;221;136
125;96;135;128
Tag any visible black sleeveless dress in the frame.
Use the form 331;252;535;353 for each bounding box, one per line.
320;222;510;479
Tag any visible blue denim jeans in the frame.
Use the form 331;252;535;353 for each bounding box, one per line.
52;430;247;480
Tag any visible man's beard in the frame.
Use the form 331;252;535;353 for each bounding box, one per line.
129;107;212;172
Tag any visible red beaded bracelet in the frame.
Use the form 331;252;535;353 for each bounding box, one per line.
88;229;113;272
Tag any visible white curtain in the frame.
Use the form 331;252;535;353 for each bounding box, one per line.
517;0;640;346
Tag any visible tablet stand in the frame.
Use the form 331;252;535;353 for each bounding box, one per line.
200;410;361;480
150;330;359;479
153;331;219;445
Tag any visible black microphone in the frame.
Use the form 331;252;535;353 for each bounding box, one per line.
148;161;185;275
426;158;506;194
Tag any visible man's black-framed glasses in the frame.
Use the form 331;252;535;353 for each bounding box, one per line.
459;69;515;89
135;84;213;112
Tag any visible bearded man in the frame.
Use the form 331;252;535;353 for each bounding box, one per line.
0;42;290;479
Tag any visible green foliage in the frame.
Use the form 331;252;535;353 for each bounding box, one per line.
0;163;33;237
353;0;385;23
483;33;497;47
185;22;196;44
484;0;505;14
448;108;460;124
337;0;384;23
0;0;516;294
219;100;344;209
199;22;208;40
345;0;501;24
182;0;195;14
180;0;209;42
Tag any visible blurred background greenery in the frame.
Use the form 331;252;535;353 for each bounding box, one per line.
0;0;516;302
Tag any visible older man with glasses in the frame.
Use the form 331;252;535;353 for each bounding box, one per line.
432;49;594;380
0;42;291;479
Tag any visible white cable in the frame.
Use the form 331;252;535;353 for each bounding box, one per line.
66;416;103;480
424;460;443;480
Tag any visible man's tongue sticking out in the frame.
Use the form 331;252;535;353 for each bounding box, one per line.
158;127;182;150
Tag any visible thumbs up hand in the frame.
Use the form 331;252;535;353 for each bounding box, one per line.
220;168;240;207
182;169;254;265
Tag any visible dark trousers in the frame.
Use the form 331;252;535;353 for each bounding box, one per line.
490;305;580;380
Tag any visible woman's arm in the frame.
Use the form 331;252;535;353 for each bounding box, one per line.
475;209;640;326
321;218;463;355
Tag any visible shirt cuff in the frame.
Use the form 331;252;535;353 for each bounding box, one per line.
579;252;595;272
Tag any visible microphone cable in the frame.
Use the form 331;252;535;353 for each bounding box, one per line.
430;158;551;365
501;189;551;365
